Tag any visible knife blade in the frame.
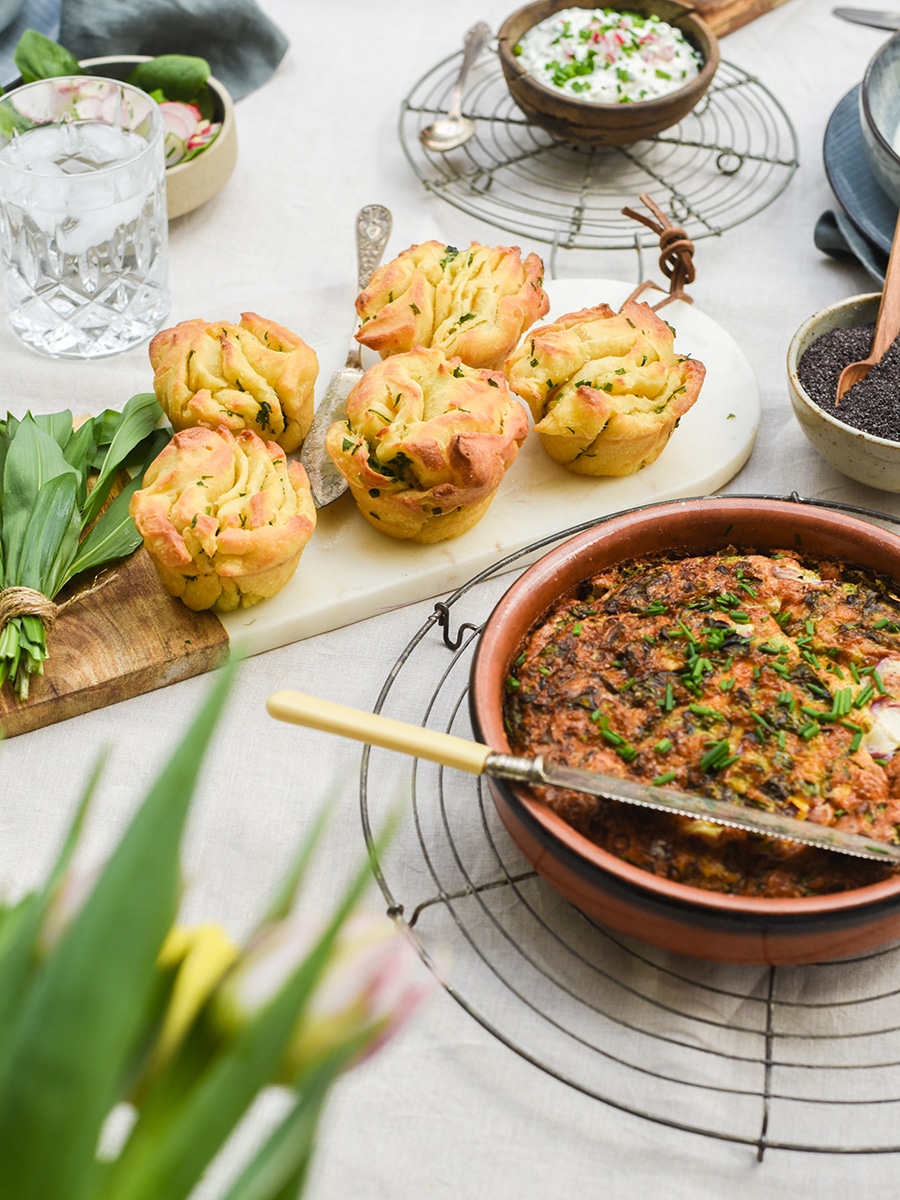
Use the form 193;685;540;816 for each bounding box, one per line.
833;7;900;30
300;204;392;507
488;753;900;864
266;690;900;865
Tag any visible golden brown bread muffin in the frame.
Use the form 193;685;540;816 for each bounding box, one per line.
325;347;528;543
149;312;318;453
354;241;549;370
504;300;705;476
130;424;316;612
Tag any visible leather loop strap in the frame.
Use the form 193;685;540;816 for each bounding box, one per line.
621;193;697;310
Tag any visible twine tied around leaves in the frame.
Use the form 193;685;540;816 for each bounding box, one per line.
0;574;119;638
621;193;697;310
0;587;60;635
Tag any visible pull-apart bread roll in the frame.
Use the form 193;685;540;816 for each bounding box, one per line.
325;347;528;543
149;313;318;453
131;425;316;612
354;241;549;370
505;300;705;476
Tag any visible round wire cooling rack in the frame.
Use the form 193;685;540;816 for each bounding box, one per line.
360;494;900;1158
399;48;798;258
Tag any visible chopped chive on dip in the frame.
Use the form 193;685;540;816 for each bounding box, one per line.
514;7;702;105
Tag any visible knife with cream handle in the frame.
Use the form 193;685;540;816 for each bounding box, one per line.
266;690;900;864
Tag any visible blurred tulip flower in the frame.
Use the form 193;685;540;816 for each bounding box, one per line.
0;664;433;1200
215;910;435;1082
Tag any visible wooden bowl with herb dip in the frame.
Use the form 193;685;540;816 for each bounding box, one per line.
496;0;719;146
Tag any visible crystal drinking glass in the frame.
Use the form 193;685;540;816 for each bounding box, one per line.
0;74;170;358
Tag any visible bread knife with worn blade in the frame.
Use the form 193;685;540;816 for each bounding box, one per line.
267;690;900;864
300;204;392;508
833;7;900;29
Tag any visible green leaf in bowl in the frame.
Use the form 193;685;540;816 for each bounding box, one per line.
126;55;211;104
13;28;83;84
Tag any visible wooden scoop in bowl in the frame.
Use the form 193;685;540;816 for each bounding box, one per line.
836;210;900;403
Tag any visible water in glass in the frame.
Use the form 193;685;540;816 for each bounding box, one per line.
0;76;169;358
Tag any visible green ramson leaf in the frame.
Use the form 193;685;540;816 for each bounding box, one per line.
15;471;80;595
1;416;78;587
64;475;144;583
126;55;211;103
125;426;170;477
63;418;100;507
81;394;160;530
32;409;74;451
0;662;237;1200
14;29;83;83
91;408;123;455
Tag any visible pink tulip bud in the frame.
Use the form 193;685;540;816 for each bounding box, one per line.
214;911;435;1080
38;863;102;953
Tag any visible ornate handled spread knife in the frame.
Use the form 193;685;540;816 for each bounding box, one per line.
300;204;392;508
267;690;900;864
833;7;900;29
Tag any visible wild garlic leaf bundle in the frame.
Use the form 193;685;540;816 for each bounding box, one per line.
0;394;169;701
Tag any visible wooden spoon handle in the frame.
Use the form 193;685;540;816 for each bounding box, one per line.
266;689;493;775
873;210;900;361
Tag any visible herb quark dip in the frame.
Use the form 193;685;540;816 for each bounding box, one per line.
513;7;702;104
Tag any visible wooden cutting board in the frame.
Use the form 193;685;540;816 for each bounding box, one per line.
0;278;760;738
0;550;228;738
694;0;794;35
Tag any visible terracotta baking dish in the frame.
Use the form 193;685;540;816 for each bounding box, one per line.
469;497;900;965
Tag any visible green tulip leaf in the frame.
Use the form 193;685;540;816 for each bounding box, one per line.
0;662;237;1200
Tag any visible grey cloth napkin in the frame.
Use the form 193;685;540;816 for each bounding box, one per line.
58;0;288;99
815;209;888;287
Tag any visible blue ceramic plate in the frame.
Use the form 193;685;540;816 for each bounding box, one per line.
824;84;897;257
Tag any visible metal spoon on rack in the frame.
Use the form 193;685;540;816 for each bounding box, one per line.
419;22;491;152
836;209;900;402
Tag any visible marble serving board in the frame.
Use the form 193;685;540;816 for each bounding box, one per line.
0;278;759;737
221;277;760;651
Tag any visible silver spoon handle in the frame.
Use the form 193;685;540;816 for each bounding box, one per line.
446;21;491;120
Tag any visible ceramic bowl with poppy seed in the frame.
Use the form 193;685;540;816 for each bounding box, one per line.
787;292;900;493
496;0;720;146
469;496;900;965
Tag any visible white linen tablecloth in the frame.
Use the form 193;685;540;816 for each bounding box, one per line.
4;0;900;1195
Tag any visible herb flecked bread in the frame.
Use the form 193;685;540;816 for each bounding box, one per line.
504;300;705;476
149;313;318;453
354;241;549;370
130;424;316;612
325;347;528;543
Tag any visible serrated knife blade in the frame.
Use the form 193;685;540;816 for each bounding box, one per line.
833;7;900;30
492;753;900;864
300;204;392;508
267;690;900;864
